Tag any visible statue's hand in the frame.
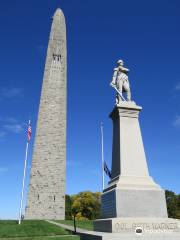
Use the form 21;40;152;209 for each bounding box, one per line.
110;82;115;87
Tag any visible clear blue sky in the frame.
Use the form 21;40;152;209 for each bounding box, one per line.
0;0;180;219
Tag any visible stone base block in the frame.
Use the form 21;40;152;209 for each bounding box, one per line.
80;217;180;239
94;217;180;233
80;232;180;240
101;188;167;218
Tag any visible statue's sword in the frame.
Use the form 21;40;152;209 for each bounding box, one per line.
110;83;126;101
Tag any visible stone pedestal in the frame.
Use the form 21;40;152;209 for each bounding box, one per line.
94;217;180;234
100;102;167;220
83;217;180;240
93;102;180;239
101;187;167;219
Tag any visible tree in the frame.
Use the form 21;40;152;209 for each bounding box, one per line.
165;190;179;219
71;191;101;220
177;194;180;219
65;194;72;220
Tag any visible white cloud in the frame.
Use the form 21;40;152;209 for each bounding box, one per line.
4;124;24;134
173;116;180;127
0;87;23;98
0;118;25;139
5;117;18;123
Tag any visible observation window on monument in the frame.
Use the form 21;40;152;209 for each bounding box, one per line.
38;194;39;200
57;55;61;61
54;195;56;202
52;54;61;62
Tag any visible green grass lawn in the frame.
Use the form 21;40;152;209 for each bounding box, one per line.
0;237;79;240
0;220;79;240
56;220;93;231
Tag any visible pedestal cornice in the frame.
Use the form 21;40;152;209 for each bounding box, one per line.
110;102;142;120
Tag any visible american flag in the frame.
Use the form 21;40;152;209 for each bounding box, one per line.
27;122;32;142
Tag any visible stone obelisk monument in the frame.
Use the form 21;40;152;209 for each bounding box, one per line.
25;8;66;220
92;60;180;239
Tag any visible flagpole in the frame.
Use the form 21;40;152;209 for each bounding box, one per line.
18;120;31;225
101;122;105;191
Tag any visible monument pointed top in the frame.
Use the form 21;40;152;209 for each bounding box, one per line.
53;8;64;18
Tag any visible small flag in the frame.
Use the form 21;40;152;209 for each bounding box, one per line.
104;161;111;178
27;122;32;142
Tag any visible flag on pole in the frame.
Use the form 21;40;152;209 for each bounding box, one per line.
27;122;31;142
19;119;31;225
104;161;111;178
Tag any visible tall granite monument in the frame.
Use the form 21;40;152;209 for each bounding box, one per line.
25;8;66;220
89;60;180;239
